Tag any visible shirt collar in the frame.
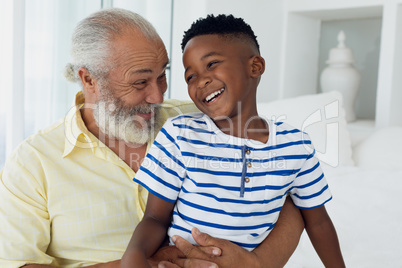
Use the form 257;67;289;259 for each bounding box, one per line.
63;91;100;157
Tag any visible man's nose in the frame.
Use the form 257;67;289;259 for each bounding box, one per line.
145;82;165;104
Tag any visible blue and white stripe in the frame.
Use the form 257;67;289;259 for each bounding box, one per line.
134;112;331;251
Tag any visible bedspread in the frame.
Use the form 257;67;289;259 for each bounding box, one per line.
286;166;402;267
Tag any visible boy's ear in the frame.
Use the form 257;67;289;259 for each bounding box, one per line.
249;55;265;78
78;67;97;94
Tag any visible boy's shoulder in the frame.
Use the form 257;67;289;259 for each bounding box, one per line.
271;120;299;131
269;120;315;153
163;112;215;135
168;112;206;124
270;120;311;141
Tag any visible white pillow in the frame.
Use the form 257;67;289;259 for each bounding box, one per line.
353;126;402;170
257;91;354;167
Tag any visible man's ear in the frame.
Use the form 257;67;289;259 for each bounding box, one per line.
250;55;265;78
78;67;97;94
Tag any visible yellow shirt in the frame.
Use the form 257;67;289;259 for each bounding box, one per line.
0;92;197;267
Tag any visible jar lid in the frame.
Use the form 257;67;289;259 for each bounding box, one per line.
326;31;355;64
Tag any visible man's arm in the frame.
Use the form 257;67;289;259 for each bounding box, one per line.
162;196;304;268
23;247;183;268
0;158;54;267
24;198;303;268
24;247;184;268
301;205;345;268
23;262;120;268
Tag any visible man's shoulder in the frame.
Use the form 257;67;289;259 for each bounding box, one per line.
1;118;67;180
28;118;66;143
10;119;66;158
161;99;194;108
160;99;199;119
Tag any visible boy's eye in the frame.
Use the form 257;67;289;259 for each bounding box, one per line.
207;61;219;68
186;74;194;83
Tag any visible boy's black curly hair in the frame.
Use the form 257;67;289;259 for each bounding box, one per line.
181;14;260;53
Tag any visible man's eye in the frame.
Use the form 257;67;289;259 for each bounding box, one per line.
134;80;147;85
158;72;166;79
133;80;147;89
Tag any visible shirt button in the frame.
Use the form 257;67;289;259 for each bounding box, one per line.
246;149;251;155
247;162;252;168
244;177;250;183
138;185;143;192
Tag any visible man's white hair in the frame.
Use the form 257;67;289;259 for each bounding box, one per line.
64;8;161;83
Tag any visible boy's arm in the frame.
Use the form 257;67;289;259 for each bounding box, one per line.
121;193;175;268
301;205;346;268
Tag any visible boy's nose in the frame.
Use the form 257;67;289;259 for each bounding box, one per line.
197;77;211;89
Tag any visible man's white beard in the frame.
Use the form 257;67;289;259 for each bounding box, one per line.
93;89;162;145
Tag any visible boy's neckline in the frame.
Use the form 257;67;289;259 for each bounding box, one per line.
203;114;271;146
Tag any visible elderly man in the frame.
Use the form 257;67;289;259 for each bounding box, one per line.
0;8;303;268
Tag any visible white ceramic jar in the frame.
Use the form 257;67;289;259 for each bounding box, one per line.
320;31;360;122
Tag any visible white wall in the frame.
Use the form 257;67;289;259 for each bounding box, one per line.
389;4;402;125
169;0;207;101
280;13;321;99
113;0;173;56
170;0;285;102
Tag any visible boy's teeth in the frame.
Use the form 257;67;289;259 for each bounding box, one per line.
205;88;225;102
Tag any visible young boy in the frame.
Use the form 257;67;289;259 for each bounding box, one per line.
122;14;345;267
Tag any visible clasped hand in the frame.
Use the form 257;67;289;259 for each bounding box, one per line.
148;228;260;268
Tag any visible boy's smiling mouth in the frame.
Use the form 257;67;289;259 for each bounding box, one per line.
204;87;225;103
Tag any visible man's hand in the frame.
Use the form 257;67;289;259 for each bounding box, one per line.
152;236;223;268
147;245;186;267
159;228;258;268
23;260;122;268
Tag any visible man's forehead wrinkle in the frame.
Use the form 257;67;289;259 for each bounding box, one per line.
128;57;167;76
114;49;168;79
130;59;169;73
112;33;167;60
115;50;160;67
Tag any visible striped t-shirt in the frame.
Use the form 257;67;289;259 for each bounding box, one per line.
134;113;332;251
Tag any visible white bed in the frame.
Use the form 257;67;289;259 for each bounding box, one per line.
287;165;402;267
257;92;402;267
